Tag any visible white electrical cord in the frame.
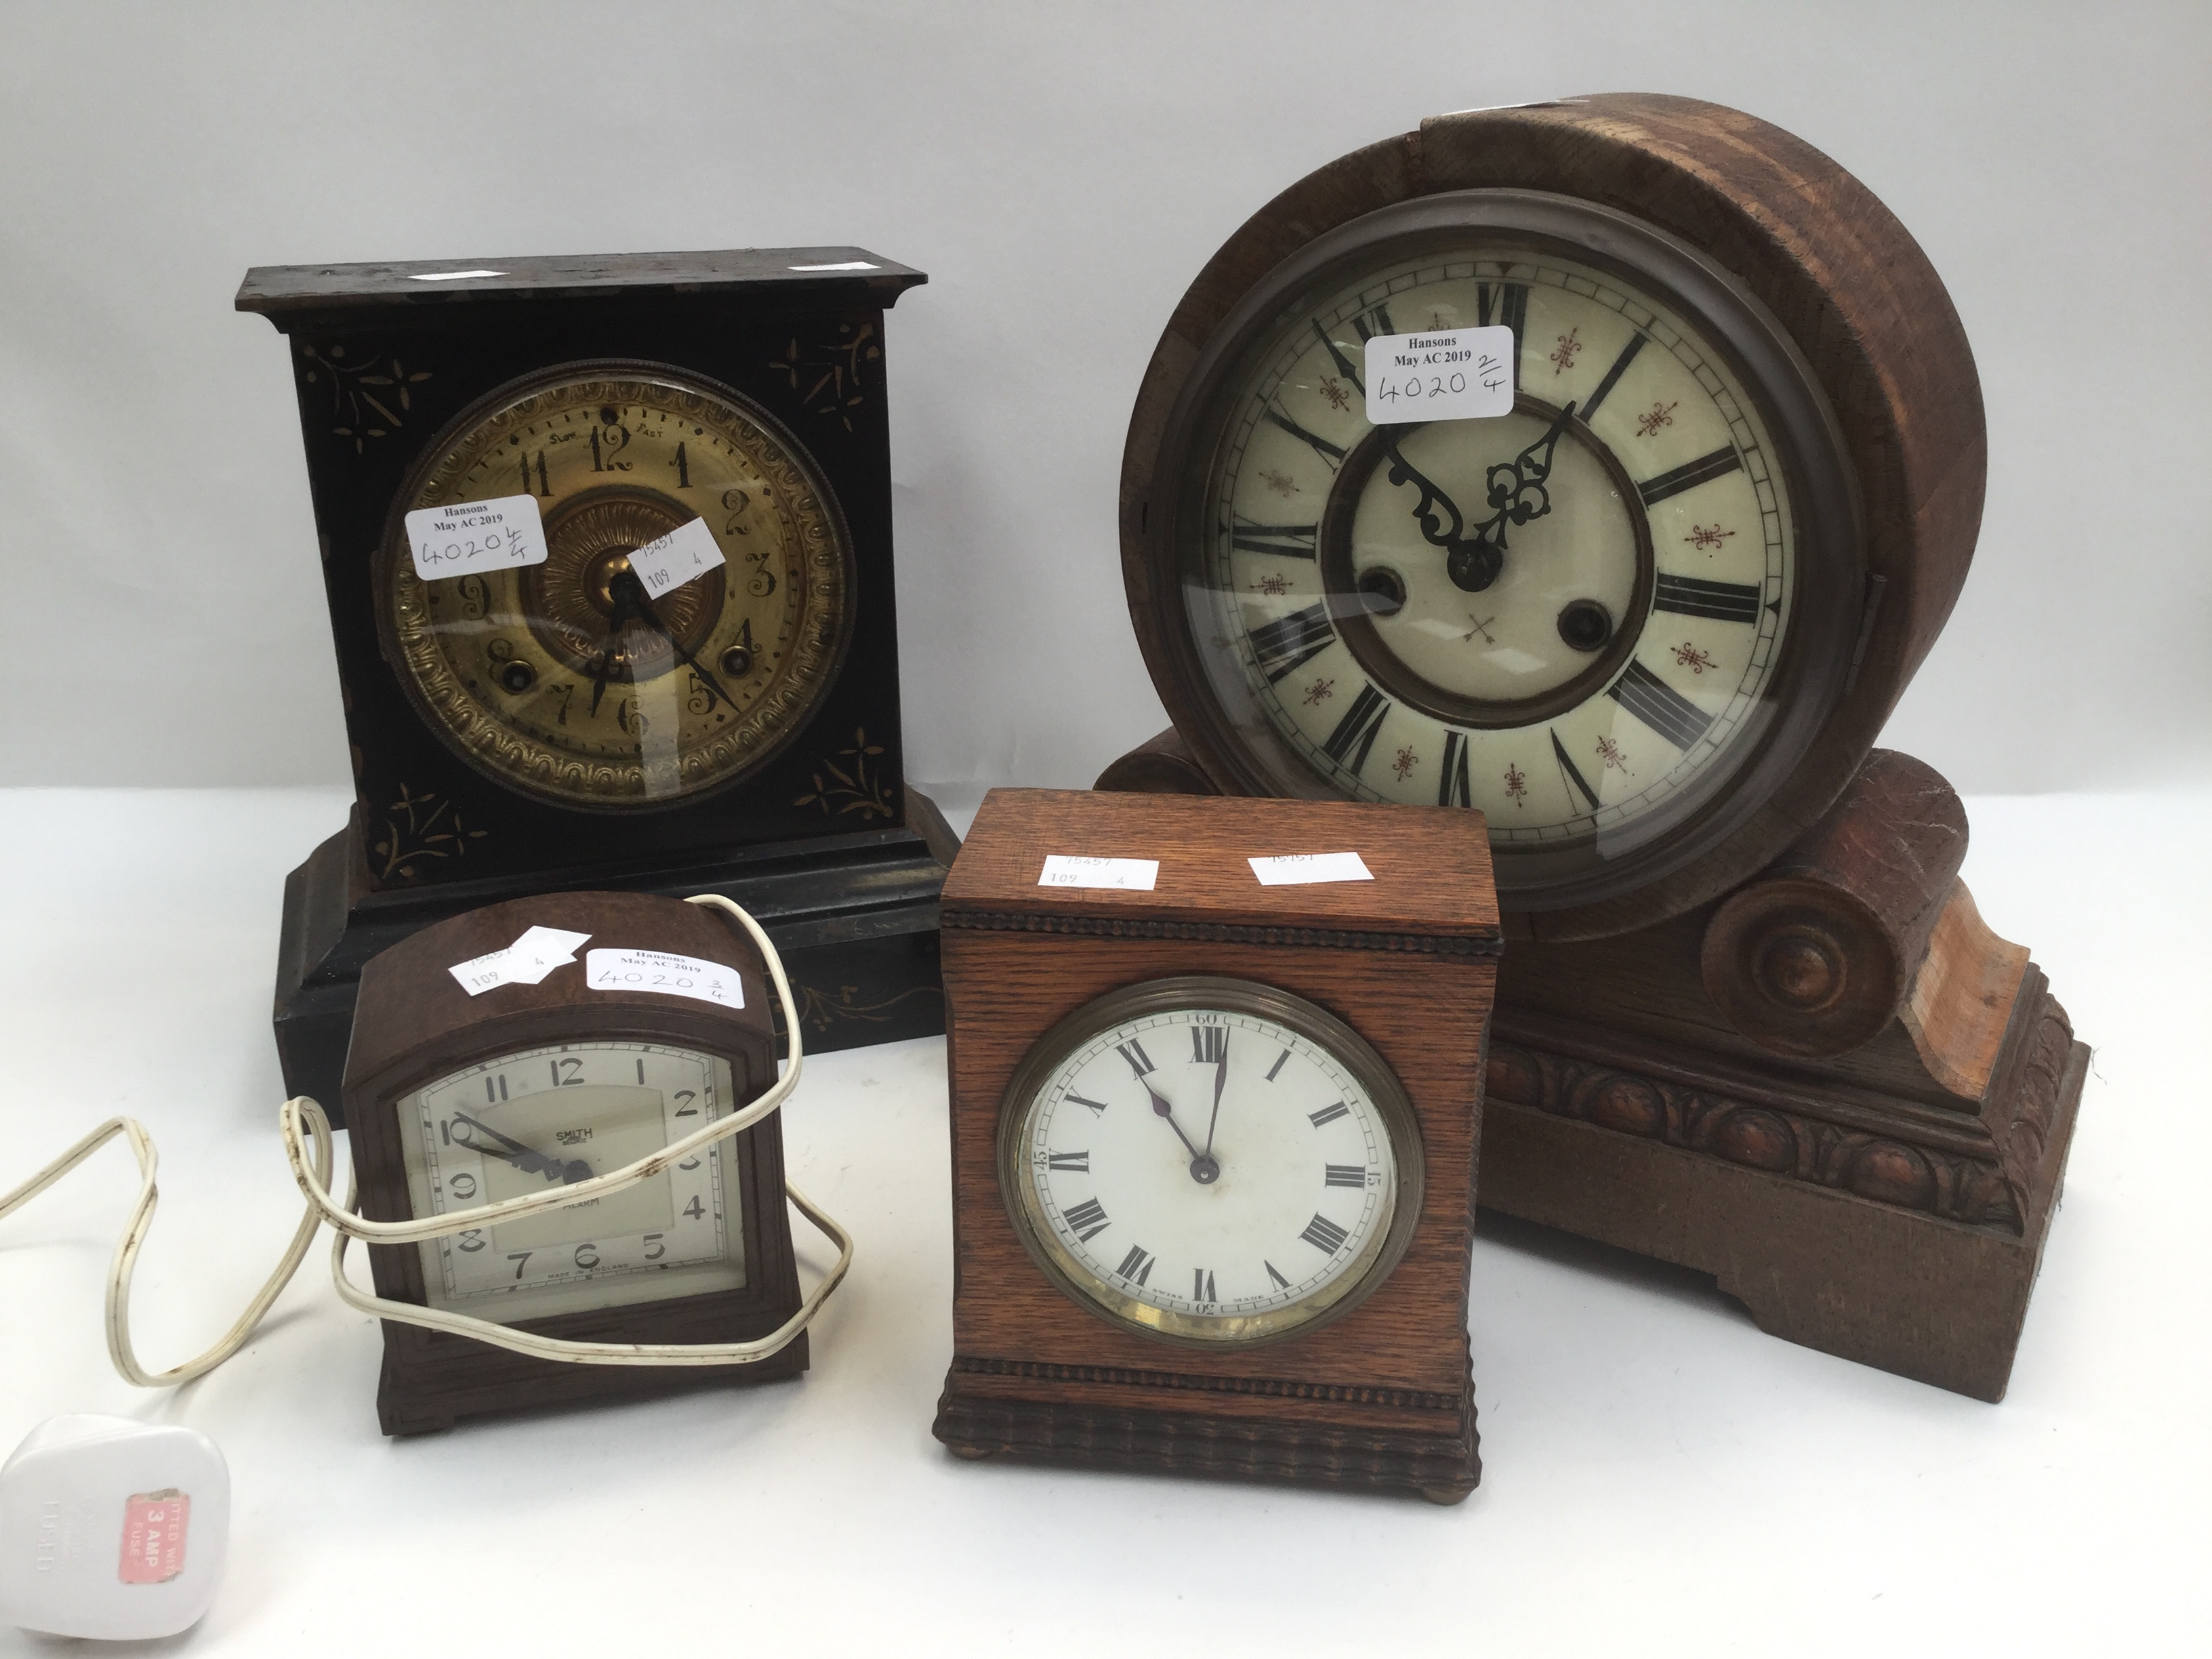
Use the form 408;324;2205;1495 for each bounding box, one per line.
0;893;851;1383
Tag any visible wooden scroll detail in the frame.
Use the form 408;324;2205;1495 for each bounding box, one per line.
1700;751;1968;1059
1092;727;1222;796
1902;881;2033;1101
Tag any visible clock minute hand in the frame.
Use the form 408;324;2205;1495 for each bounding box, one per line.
451;1113;592;1185
1481;399;1578;533
613;569;739;714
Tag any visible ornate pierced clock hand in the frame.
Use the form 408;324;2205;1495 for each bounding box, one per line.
1378;401;1580;596
451;1113;593;1185
1380;439;1501;594
1479;400;1577;537
611;568;741;714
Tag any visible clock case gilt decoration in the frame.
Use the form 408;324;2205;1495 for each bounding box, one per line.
342;892;804;1435
1099;95;2088;1401
239;249;952;1124
935;789;1498;1502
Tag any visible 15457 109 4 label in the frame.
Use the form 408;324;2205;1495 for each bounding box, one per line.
1364;325;1515;424
401;495;551;581
585;947;743;1008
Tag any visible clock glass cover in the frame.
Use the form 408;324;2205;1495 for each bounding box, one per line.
1158;191;1862;909
400;1040;745;1322
380;362;853;810
1001;979;1422;1345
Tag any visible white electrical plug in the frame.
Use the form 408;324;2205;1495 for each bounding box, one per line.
0;1416;228;1639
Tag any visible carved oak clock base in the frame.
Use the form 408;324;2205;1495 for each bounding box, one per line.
933;1370;1481;1504
273;792;958;1127
1097;735;2090;1401
1481;982;2085;1401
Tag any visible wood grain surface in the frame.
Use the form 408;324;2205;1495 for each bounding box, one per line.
935;790;1496;1498
1117;92;1984;943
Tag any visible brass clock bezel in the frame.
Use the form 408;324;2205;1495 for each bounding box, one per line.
996;975;1426;1349
373;357;857;814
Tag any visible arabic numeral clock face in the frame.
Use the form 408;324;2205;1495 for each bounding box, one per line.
379;362;855;810
1165;190;1862;912
1000;979;1423;1345
399;1040;744;1321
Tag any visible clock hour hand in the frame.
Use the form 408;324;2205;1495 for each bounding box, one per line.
1139;1080;1221;1187
586;575;646;718
1381;440;1502;594
451;1113;592;1185
611;569;740;714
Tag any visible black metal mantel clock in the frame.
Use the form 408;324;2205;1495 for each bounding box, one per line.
239;248;954;1121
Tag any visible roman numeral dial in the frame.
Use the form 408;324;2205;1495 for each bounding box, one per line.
1204;236;1801;867
1011;998;1412;1344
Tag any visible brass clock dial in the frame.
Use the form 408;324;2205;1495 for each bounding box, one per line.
379;363;853;810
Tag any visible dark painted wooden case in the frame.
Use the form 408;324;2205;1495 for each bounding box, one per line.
240;250;951;1122
342;890;804;1435
933;789;1500;1502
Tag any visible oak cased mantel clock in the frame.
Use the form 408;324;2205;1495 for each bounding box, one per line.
1100;95;2089;1401
935;788;1498;1502
342;890;803;1434
238;249;955;1122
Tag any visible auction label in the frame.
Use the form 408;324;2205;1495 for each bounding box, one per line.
628;516;726;598
1038;855;1159;892
449;925;592;996
1364;325;1515;424
1248;851;1374;886
586;947;744;1008
403;494;550;581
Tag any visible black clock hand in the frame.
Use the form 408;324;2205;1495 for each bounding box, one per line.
1138;1078;1221;1186
586;577;645;718
609;568;739;713
1480;400;1578;535
451;1113;592;1185
1201;1035;1230;1159
1380;441;1503;594
1378;401;1580;596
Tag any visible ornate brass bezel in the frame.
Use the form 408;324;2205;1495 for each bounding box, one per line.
997;975;1426;1349
375;359;855;813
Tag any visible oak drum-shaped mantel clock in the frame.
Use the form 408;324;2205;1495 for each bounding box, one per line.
238;250;954;1122
1100;95;2089;1401
935;788;1498;1502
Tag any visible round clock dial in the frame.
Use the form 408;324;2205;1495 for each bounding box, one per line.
399;1039;745;1322
1000;979;1422;1345
1147;190;1862;915
380;362;853;810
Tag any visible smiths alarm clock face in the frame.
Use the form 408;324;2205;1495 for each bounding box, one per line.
1001;979;1422;1345
380;363;853;811
399;1040;744;1322
1160;191;1861;909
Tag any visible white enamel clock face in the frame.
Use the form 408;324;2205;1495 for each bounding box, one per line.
400;1040;745;1322
1005;987;1419;1345
1200;242;1796;846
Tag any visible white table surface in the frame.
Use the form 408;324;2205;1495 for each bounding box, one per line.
1;786;2203;1656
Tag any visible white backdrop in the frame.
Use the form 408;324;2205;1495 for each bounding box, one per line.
1;0;2207;796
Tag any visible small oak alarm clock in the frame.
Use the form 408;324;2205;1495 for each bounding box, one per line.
934;789;1498;1502
342;890;805;1435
